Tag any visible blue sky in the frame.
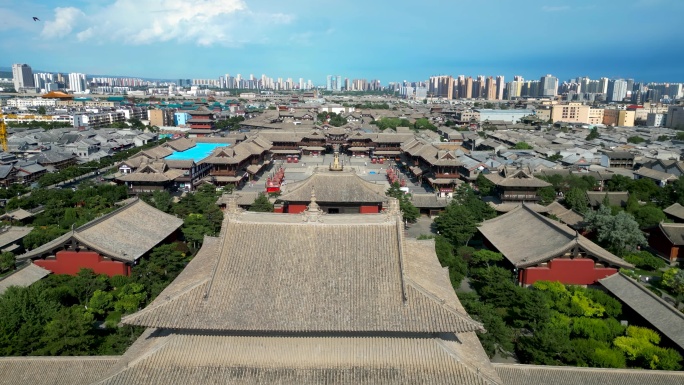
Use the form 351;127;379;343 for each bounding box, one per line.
1;0;683;84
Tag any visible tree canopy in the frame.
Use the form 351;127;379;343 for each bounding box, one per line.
385;182;419;223
513;142;533;150
586;127;600;141
249;193;274;213
583;205;646;255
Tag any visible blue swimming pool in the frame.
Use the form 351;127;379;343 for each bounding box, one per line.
166;143;229;161
369;171;377;174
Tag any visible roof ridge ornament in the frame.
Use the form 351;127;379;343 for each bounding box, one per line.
302;188;324;223
224;194;243;220
385;197;402;221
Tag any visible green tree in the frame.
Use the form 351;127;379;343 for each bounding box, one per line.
459;292;515;357
249;193;274;212
386;182;420;223
70;269;110;305
112;283;147;314
37;106;47;115
87;290;113;316
182;214;214;249
470;250;503;268
606;175;633;192
373;117;411;131
0;252;15;273
627;136;645;144
631;205;666;228
128;117;145;129
623;251;666;271
572;317;625;341
513;142;533;150
23;225;68;250
470;266;518;309
414;118;437;131
475;173;495;197
452;184;497;222
317;112;347;127
434;236;467;287
434;203;477;246
150;190;173;213
629;178;659;202
614;326;683;370
516;313;573;365
586;127;600;140
547;153;563;162
662;268;684;299
564;187;589;213
538;186;556;205
0;285;60;355
584;205;646;255
39;306;94;355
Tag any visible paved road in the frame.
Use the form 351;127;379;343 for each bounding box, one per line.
406;215;435;238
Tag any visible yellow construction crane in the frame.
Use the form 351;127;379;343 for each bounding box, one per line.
0;115;7;152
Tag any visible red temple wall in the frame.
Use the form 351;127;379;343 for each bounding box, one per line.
287;204;307;214
521;258;618;285
273;206;284;213
34;250;129;277
359;205;380;214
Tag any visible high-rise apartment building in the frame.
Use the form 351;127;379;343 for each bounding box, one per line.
463;76;473;99
506;76;524;100
598;77;610;94
539;74;558;97
33;73;56;91
521;81;540;98
12;63;35;92
484;77;496;100
607;79;628;102
471;76;485;99
495;76;505;100
428;75;454;99
68;73;87;93
577;77;591;94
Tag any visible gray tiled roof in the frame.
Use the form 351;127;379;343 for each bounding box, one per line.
0;356;118;385
96;331;501;385
657;222;684;246
586;191;629;207
485;169;551;188
122;210;483;334
18;199;183;263
663;203;684;221
544;202;584;227
279;171;387;203
410;193;449;208
599;273;684;351
478;204;631;269
163;137;196;152
0;165;13;179
0;226;32;248
0;263;50;295
494;363;684;385
634;167;677;181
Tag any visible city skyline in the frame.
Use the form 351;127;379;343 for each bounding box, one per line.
2;0;684;83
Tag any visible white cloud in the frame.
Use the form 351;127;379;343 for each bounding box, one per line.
41;7;86;38
40;0;293;46
542;5;571;12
